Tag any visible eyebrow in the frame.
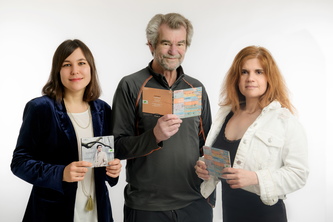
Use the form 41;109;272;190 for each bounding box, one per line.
242;68;264;71
160;40;186;44
63;58;87;63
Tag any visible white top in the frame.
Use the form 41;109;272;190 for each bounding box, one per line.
68;109;98;222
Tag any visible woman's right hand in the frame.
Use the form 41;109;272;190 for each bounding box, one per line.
194;160;210;180
63;161;92;182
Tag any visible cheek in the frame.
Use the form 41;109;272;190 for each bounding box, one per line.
178;47;186;53
179;52;186;60
261;79;268;92
83;67;91;77
86;71;92;83
238;84;245;96
238;80;244;90
153;47;162;55
178;48;186;58
59;72;66;85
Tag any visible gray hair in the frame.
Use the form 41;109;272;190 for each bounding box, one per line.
146;13;194;48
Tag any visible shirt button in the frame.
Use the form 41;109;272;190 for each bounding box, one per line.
243;140;247;144
236;160;242;165
268;138;272;143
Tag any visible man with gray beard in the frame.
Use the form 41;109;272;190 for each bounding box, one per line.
111;13;213;222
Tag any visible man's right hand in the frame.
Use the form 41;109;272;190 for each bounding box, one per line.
153;114;182;143
195;160;210;180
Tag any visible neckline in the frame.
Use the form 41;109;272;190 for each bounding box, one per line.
68;109;89;115
67;107;91;129
223;112;242;143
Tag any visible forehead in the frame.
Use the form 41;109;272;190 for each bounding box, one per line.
64;48;86;61
242;58;263;69
158;23;187;42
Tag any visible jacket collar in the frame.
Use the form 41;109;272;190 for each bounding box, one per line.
54;99;104;142
147;60;185;88
206;101;282;147
54;100;77;149
262;100;281;112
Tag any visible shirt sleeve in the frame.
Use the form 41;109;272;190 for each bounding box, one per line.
255;115;309;205
199;85;212;151
11;100;66;193
111;78;161;160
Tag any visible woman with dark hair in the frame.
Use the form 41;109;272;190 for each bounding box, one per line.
11;39;121;222
195;46;309;222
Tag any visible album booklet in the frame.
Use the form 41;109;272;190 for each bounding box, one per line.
81;135;114;167
142;86;202;118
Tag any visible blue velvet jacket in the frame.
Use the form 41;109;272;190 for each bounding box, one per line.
11;95;118;222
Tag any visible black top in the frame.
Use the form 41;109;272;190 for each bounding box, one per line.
212;112;287;222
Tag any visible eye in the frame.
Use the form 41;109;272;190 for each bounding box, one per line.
78;61;87;66
241;70;248;75
62;63;71;67
256;70;264;74
160;40;171;46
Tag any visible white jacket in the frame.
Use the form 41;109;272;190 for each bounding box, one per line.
201;101;309;206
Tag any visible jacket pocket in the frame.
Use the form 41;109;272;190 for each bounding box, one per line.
253;130;284;167
255;131;284;148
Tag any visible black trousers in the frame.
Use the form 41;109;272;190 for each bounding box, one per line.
124;198;213;222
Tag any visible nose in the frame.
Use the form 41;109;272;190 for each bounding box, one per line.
246;72;255;82
70;64;79;75
168;44;178;55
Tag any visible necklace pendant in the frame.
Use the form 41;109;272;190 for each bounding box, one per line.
85;195;94;211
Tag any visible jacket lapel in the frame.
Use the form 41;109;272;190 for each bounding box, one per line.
90;100;102;136
55;100;78;151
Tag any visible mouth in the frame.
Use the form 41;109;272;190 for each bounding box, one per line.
245;86;257;89
69;78;83;82
164;55;181;60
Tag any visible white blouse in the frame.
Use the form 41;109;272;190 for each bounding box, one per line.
68;109;97;222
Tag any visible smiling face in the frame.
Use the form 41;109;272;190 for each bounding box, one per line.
238;58;268;102
60;48;91;96
150;24;187;72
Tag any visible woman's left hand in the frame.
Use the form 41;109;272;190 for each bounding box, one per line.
106;158;122;178
221;167;258;189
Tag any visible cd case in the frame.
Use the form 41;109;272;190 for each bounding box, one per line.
203;146;231;178
142;86;202;118
81;135;114;167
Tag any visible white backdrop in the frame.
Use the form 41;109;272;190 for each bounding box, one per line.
1;0;332;221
